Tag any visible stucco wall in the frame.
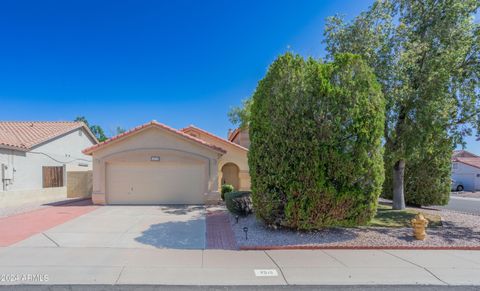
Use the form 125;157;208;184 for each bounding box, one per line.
452;161;480;191
182;128;251;191
231;129;250;149
90;126;221;205
0;128;95;192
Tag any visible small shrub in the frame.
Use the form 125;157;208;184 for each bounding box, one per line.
221;184;234;201
225;191;253;216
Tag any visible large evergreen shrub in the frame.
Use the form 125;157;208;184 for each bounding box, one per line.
248;53;385;229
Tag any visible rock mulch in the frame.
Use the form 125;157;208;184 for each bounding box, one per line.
228;206;480;249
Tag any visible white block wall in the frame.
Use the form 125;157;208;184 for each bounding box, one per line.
0;128;95;191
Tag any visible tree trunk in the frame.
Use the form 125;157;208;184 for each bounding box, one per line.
392;159;406;210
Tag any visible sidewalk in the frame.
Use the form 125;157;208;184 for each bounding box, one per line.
0;247;479;286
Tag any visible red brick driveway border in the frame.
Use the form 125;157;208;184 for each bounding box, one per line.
0;199;98;247
206;208;238;250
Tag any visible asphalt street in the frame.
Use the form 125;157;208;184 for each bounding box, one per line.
0;285;479;290
442;196;480;215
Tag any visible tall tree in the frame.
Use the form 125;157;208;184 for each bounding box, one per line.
115;126;126;135
324;0;479;209
74;116;108;142
228;98;253;129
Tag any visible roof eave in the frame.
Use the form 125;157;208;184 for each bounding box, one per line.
180;126;248;152
83;122;226;156
0;144;29;152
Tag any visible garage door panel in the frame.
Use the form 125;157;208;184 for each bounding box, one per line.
107;162;206;204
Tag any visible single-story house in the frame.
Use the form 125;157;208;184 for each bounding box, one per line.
0;121;98;207
83;120;251;205
181;125;250;191
452;150;480;191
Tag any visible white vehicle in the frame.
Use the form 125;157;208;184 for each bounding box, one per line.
451;179;464;192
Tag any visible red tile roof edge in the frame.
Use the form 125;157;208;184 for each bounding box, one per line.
228;127;241;142
452;149;479;158
83;120;227;155
452;157;480;170
180;125;248;152
0;121;98;151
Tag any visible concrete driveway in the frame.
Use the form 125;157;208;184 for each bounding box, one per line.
13;205;206;249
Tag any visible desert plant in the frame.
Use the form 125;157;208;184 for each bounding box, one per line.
249;53;385;229
225;191;253;216
221;184;234;201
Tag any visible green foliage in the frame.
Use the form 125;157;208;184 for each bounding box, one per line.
90;125;108;142
74;116;90;127
221;184;234;201
249;52;385;229
115;126;126;135
74;116;108;142
324;0;479;207
228;98;253;128
225;191;253;216
383;132;452;206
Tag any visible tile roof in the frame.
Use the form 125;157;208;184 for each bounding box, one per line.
180;125;248;152
452;157;480;169
0;121;96;151
228;127;241;142
83;120;227;155
452;150;478;158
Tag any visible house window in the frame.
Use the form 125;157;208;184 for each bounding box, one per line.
42;166;64;188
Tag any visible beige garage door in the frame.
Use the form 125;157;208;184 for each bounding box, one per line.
106;162;206;204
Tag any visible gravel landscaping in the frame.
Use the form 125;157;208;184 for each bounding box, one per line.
228;204;480;248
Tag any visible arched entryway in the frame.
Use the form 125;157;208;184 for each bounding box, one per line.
221;163;240;190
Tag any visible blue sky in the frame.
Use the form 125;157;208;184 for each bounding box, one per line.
0;1;478;153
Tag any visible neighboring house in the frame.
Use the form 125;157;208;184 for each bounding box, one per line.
83;121;227;205
0;121;98;207
452;150;480;191
228;127;250;149
181;125;250;191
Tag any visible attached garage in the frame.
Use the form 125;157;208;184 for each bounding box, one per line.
106;161;206;204
83;121;226;205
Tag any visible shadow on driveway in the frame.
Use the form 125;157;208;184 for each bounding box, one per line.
135;218;205;249
134;206;206;249
159;205;205;216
